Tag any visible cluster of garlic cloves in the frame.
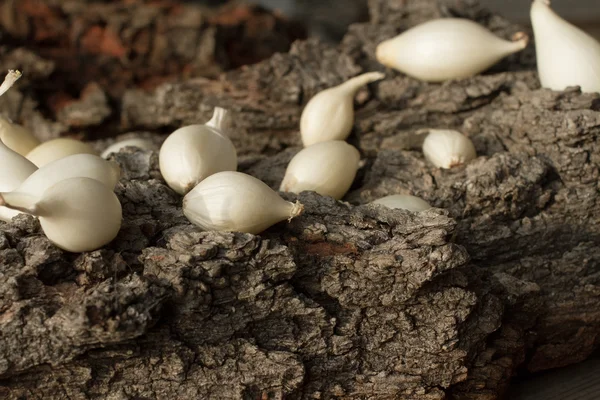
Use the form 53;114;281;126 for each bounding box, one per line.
0;153;123;251
159;107;303;234
0;70;123;251
6;0;594;252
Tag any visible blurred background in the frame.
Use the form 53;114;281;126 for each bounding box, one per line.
192;0;600;41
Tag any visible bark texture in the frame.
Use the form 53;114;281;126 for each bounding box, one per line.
1;0;599;399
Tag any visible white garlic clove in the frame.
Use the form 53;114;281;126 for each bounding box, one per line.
101;138;155;159
15;154;121;197
26;138;97;167
421;129;476;169
183;171;303;234
531;0;600;93
280;140;361;200
0;177;122;252
159;107;237;195
372;195;431;212
376;18;529;82
300;72;385;146
0;140;38;222
0;117;40;156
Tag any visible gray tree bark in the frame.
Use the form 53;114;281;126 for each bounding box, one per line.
1;1;599;399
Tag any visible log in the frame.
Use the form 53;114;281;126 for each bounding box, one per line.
1;0;599;399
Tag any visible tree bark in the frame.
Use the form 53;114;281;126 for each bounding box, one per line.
1;0;599;399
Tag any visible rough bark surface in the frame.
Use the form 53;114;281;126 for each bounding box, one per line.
1;0;599;399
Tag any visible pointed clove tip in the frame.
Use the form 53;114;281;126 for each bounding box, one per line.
375;42;388;66
288;200;304;222
512;31;530;48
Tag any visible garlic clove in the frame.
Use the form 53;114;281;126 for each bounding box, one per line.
159;107;237;195
101;138;155;159
300;72;385;146
376;18;529;82
531;0;600;93
372;195;431;212
0;139;38;222
26;138;97;167
421;129;476;169
15;154;121;197
0;117;40;156
0;177;122;252
183;171;303;234
280;140;361;200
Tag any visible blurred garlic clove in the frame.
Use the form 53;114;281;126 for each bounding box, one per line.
372;194;431;212
376;18;529;82
183;171;303;234
159;107;237;195
421;129;476;169
531;0;600;93
0;139;38;222
280;140;361;200
15;154;120;197
101;138;155;159
300;72;385;146
0;177;122;252
26;138;97;167
0;117;40;156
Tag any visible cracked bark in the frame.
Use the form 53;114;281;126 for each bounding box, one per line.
1;0;599;399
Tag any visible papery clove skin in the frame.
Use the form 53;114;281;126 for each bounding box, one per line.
531;0;600;93
183;171;303;234
300;72;385;146
26;138;98;167
421;129;476;169
372;195;431;212
0;177;122;252
280;140;361;200
0;139;38;222
101;138;155;159
15;154;121;196
159;107;237;195
376;18;529;82
0;117;40;156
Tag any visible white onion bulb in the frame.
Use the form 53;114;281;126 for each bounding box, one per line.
300;72;385;146
0;117;40;156
280;140;360;200
422;129;476;169
372;195;431;212
0;140;38;222
15;154;120;196
26;138;98;167
531;0;600;93
183;171;303;234
159;107;237;195
0;177;122;252
376;18;529;82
